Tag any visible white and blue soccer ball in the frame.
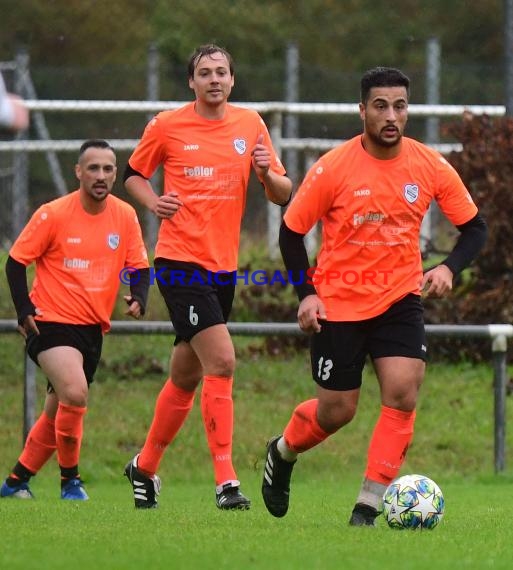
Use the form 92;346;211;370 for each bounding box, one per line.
382;474;445;530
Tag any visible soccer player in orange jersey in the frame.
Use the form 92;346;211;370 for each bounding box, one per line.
1;139;149;500
261;67;487;526
123;44;292;510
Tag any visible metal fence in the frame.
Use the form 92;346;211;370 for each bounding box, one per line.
0;98;507;256
0;319;510;473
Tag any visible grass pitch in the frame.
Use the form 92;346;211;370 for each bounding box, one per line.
1;474;513;570
1;333;513;569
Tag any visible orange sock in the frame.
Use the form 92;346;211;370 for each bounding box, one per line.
138;379;195;476
201;375;236;486
17;411;57;474
365;405;416;484
283;399;331;453
55;402;87;469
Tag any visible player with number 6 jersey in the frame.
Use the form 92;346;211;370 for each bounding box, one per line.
123;44;292;511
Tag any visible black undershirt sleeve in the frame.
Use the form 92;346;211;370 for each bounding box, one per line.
279;220;317;301
440;212;487;275
128;268;150;316
5;255;36;325
123;163;147;184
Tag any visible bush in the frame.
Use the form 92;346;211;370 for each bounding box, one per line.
423;113;513;361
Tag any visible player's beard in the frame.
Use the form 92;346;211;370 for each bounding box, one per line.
367;128;402;149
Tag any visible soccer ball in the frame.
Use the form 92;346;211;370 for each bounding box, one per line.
382;474;445;530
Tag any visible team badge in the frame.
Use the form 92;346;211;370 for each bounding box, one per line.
107;233;120;250
404;183;419;204
233;138;246;155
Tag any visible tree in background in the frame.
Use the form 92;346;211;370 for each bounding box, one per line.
0;0;505;104
153;0;503;103
0;0;152;66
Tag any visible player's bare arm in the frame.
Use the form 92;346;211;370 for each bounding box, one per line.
125;174;183;219
125;174;158;210
251;135;292;205
262;170;293;206
420;264;453;298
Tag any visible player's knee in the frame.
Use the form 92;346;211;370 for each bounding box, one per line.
171;374;202;391
206;352;235;377
317;400;356;433
60;385;88;408
385;392;418;412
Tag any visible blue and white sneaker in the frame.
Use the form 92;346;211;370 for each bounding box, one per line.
0;480;34;499
61;478;89;500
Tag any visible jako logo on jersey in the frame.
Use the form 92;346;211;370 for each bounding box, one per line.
108;234;120;250
183;144;199;150
184;166;214;177
67;237;82;244
354;188;371;197
404;183;419;203
233;138;246;155
63;258;90;269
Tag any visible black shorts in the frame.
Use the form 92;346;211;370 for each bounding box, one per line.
154;259;235;344
310;293;427;392
26;321;103;389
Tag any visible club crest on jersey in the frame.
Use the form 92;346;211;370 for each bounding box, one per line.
233;138;246;155
404;183;419;203
107;233;120;250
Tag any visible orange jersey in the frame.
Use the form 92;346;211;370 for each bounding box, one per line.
284;135;478;321
128;102;286;272
10;191;149;332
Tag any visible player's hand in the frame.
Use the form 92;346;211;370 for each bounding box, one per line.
18;312;41;339
421;264;453;298
251;134;271;178
124;296;142;319
154;192;183;219
7;94;29;131
297;294;327;334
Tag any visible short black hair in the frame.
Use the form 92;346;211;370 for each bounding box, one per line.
360;67;410;104
187;44;234;78
78;139;114;160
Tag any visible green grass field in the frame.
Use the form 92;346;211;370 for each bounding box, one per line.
2;476;513;570
1;333;513;569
